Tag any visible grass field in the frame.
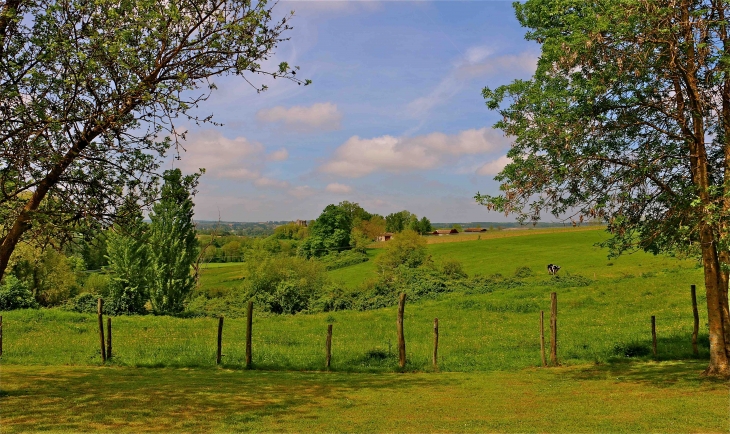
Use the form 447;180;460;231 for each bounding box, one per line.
1;227;726;432
2;361;726;433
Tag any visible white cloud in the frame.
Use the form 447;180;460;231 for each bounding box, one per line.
289;185;316;198
325;183;353;194
255;177;290;188
477;155;511;176
175;130;290;191
320;128;509;178
176;130;263;177
267;148;289;161
407;48;538;119
257;102;342;132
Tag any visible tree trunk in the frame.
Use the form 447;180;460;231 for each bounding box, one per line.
700;223;730;377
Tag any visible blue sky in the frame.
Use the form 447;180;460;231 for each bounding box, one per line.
174;1;539;222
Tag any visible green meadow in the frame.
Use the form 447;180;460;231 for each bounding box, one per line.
1;228;727;432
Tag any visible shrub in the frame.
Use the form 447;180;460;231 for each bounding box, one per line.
513;266;533;278
442;258;467;278
0;276;37;310
375;230;428;271
319;250;369;271
63;293;104;314
82;273;110;296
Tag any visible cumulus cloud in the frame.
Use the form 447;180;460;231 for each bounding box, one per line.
407;48;538;118
325;183;353;194
175;130;291;191
477;155;512;176
289;185;316;198
320;128;509;178
267;148;289;161
255;177;290;188
176;130;264;178
257;102;342;132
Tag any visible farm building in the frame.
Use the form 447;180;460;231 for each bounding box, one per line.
431;229;459;236
464;228;487;232
377;232;394;242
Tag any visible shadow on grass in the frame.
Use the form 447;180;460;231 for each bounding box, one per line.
0;365;456;432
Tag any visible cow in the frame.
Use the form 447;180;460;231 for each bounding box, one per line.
547;264;561;275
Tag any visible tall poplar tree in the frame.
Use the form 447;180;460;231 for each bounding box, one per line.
105;207;149;315
478;0;730;377
148;169;198;315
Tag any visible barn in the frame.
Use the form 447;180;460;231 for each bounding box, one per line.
377;233;394;242
431;229;459;236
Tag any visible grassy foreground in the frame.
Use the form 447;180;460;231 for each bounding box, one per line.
1;361;727;433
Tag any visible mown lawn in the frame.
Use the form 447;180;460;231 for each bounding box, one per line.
1;361;727;433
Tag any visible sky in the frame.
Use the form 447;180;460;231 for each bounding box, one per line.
172;1;540;222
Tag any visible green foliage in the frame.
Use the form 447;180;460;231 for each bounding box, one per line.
148;169;199;315
244;255;328;314
273;223;308;241
0;275;37;310
11;248;79;306
81;273;110;296
376;230;428;271
349;228;371;254
513;266;533;278
442;259;468;279
385;210;413;233
62;293;104;314
105;218;150;315
320;250;369;271
299;204;353;258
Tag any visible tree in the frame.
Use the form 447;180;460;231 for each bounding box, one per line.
385;210;413;233
358;215;387;239
299;204;352;258
148;169;198;315
376;230;428;272
0;0;308;281
105;217;149;315
418;216;433;234
477;0;730;376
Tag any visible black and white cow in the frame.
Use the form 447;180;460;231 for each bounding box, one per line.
547;264;561;275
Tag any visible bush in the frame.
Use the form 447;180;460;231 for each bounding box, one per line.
375;230;428;271
442;259;467;278
319;250;369;271
513;266;533;278
63;293;104;314
0;276;37;310
82;273;110;296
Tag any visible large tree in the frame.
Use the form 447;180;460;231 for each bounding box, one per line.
477;0;730;376
0;0;308;281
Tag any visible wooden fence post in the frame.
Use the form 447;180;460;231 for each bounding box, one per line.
325;324;333;369
397;293;406;369
651;315;657;357
691;285;699;356
106;317;112;360
97;298;106;363
433;318;439;370
216;316;224;365
540;310;547;367
246;301;253;369
550;292;558;366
